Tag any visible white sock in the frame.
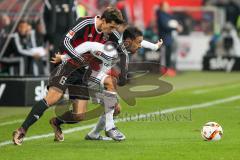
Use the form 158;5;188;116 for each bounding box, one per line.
103;90;118;131
105;109;115;131
88;114;105;137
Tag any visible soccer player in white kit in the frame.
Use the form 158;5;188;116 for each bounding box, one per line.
50;26;163;141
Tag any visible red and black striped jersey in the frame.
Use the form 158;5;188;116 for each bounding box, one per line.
60;16;109;66
60;16;129;84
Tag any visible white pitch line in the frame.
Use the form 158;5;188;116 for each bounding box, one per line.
0;95;240;147
192;84;240;94
0;119;24;127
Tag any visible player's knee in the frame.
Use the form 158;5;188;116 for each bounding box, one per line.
44;97;59;106
44;87;63;105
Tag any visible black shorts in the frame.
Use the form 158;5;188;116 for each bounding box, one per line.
67;68;91;100
48;62;77;91
48;62;90;100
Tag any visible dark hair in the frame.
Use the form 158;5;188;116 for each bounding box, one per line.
101;7;124;25
123;26;143;40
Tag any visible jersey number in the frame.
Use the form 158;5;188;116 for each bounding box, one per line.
59;76;67;85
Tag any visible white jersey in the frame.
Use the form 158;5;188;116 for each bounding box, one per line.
62;42;118;70
62;41;118;87
75;42;118;72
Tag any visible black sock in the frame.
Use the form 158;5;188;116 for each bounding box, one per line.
21;99;49;130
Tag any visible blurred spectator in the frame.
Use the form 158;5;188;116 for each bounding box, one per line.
206;22;240;57
0;14;11;32
43;0;76;71
0;14;12;48
156;1;182;76
216;23;240;57
9;20;47;75
0;14;14;75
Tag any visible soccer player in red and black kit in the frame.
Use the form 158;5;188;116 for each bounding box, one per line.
50;27;146;142
12;7;124;145
48;27;162;142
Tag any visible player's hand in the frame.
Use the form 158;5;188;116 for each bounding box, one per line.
114;104;121;116
50;52;62;64
156;39;163;49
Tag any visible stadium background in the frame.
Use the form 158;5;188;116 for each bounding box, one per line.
0;0;240;160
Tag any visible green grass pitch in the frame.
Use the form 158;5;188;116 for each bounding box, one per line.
0;71;240;160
